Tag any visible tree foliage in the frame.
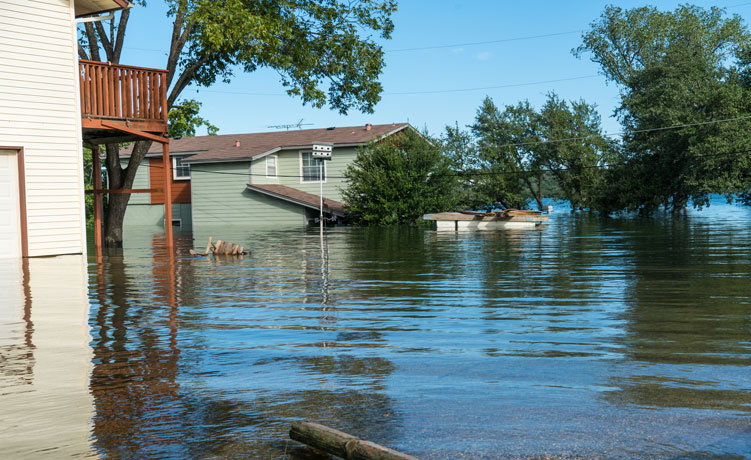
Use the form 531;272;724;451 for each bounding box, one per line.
471;97;542;209
79;0;397;245
536;94;613;210
342;129;458;225
575;4;751;214
168;99;218;138
447;94;610;211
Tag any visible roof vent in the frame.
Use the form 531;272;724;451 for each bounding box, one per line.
234;140;241;147
327;126;335;130
365;123;372;131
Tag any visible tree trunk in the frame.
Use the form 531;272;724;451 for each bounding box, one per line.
102;141;153;247
671;192;687;216
104;194;129;247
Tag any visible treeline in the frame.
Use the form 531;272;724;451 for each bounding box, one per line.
343;4;751;224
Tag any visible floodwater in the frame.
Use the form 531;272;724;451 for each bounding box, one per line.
1;204;751;459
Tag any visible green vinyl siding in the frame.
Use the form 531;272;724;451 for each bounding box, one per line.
191;161;305;228
120;159;150;205
249;147;358;201
124;203;192;229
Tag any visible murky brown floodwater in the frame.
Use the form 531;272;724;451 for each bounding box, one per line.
1;202;750;459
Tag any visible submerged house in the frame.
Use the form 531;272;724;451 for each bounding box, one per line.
0;0;171;258
120;123;411;229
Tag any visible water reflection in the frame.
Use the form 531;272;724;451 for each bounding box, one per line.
1;208;750;459
0;256;95;459
605;217;751;414
86;230;400;458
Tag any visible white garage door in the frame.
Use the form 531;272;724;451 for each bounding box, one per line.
0;150;21;259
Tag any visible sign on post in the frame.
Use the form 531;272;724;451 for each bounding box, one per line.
311;143;333;160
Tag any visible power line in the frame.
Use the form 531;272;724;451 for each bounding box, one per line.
197;75;600;98
140;147;751;180
385;30;583;53
124;112;751;175
120;29;585;55
385;75;599;95
494;114;751;149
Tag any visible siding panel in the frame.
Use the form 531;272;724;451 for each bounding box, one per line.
249;146;358;202
148;157;191;204
0;0;86;257
191;162;305;228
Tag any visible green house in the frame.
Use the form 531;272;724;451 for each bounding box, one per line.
120;123;411;230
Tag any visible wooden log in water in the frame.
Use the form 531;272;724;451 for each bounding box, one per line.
289;421;419;460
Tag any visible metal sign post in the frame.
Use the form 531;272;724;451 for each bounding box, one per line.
311;143;333;237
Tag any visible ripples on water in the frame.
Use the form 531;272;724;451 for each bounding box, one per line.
1;202;751;459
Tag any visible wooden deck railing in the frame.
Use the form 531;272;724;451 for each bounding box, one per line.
80;60;168;126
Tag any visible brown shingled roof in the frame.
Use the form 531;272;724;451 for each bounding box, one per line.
246;184;347;216
120;123;410;163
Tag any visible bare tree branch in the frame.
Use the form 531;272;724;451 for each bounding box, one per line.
78;42;90;60
112;9;130;62
167;55;208;107
94;20;114;61
84;22;101;61
166;2;193;89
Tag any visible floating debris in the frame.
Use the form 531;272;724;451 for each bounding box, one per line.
189;236;249;257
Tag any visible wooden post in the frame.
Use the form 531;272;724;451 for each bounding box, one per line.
92;145;103;255
161;141;173;248
290;421;419;460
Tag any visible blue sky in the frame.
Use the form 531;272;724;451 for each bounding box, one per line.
118;1;751;137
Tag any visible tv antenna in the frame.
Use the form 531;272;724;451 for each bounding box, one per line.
267;119;313;131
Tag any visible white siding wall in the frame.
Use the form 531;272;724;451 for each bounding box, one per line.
0;0;86;257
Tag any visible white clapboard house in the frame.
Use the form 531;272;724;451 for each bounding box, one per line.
0;0;170;258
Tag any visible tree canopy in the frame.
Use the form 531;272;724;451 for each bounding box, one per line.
168;99;219;138
342;129;458;225
79;0;397;245
575;4;751;214
444;93;610;212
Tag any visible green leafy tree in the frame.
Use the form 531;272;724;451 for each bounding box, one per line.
440;124;489;209
575;4;751;215
455;94;610;211
470;97;541;209
168;99;218;138
79;0;397;246
536;93;612;211
342;129;458;224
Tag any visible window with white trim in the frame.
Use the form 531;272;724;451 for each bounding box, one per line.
300;152;325;183
173;156;190;180
266;155;277;178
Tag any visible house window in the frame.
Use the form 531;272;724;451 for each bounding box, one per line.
301;152;325;183
173;156;190;180
266;156;277;178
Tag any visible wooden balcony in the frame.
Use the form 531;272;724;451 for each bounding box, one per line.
80;60;169;143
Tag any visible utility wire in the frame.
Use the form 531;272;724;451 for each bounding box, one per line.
492;114;751;149
127;111;751;180
140;147;751;180
385;30;583;53
385;75;599;95
124;29;585;55
196;75;600;97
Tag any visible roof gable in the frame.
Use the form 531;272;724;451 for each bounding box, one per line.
120;123;411;163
